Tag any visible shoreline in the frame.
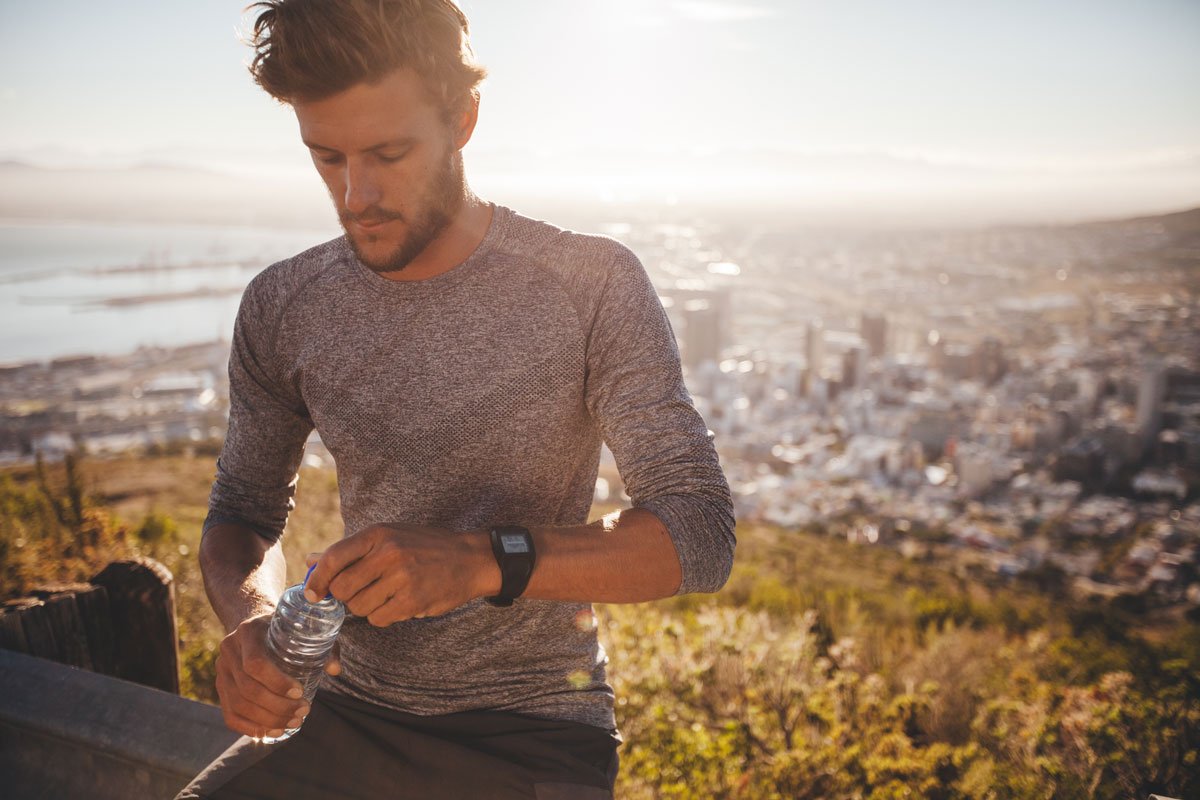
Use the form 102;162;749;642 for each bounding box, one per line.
0;337;229;372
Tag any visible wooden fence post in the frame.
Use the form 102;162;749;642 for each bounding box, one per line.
0;557;178;694
25;583;95;671
0;599;36;654
91;557;180;694
26;582;116;677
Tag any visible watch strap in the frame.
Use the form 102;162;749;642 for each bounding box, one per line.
485;525;535;607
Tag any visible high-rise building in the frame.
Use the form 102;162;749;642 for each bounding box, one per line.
682;298;722;371
841;345;865;390
978;336;1007;386
805;319;825;379
1137;361;1166;456
664;285;732;373
860;312;888;358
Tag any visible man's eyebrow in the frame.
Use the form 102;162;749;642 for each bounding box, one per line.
302;137;418;153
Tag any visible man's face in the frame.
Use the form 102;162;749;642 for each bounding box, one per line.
293;69;467;275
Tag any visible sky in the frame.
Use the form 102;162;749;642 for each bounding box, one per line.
1;0;1198;221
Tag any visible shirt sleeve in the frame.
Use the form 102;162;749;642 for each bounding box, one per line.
204;276;314;545
584;243;736;595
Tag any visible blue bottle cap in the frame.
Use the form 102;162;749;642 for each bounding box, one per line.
303;563;334;600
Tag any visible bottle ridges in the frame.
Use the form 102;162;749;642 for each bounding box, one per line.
266;585;346;677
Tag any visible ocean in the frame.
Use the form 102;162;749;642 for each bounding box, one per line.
0;219;337;363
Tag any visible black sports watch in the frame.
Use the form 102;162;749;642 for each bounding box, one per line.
485;525;536;607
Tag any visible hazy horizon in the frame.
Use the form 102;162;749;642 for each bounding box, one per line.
0;154;1197;231
1;0;1198;227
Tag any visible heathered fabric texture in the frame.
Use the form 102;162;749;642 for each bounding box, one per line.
203;203;735;730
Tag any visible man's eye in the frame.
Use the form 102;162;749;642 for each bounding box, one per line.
315;154;343;165
377;152;406;163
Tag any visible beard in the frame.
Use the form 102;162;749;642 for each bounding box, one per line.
340;144;466;275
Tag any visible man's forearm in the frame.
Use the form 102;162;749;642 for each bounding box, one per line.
200;521;289;633
469;507;683;604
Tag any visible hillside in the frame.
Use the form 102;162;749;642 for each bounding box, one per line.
1127;205;1200;238
1076;204;1200;273
2;452;1197;798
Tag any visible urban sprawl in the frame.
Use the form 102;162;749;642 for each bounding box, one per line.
3;208;1198;611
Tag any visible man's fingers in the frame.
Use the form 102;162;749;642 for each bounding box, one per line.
344;576;397;620
229;680;297;729
213;613;316;740
305;531;375;602
242;647;303;699
327;560;377;603
225;616;300;697
234;665;306;718
368;592;418;628
222;705;276;739
217;670;306;733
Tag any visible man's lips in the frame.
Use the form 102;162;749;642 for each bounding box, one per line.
350;217;398;233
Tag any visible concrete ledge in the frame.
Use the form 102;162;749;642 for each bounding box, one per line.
0;648;237;799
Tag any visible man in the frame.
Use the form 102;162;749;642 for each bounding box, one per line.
176;1;734;798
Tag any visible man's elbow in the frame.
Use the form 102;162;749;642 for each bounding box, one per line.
682;529;735;595
199;514;283;571
637;490;736;596
674;504;736;596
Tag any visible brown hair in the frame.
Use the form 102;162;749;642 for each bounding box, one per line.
244;0;487;119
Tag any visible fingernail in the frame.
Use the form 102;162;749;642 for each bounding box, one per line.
288;717;302;728
304;589;318;603
268;729;284;737
287;687;302;699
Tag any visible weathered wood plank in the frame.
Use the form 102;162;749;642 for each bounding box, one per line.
91;558;179;694
28;584;99;672
19;583;111;673
41;593;92;670
73;584;115;677
0;604;31;653
14;601;61;663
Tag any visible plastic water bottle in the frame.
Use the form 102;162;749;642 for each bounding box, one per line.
255;564;346;744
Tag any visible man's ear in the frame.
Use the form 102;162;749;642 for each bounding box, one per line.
451;94;480;151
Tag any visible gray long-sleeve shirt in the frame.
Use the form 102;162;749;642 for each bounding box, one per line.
204;203;735;730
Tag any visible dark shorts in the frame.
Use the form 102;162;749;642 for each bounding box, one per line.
174;689;621;800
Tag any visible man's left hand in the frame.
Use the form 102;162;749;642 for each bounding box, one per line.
303;525;496;626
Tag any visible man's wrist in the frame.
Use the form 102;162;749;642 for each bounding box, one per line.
484;526;537;606
469;529;503;599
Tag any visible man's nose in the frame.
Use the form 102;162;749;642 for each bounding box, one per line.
343;162;383;217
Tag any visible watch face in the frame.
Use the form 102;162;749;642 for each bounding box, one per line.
500;533;530;554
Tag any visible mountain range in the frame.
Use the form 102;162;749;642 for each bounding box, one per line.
1;150;1197;230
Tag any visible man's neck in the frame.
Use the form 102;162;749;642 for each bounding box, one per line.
377;194;494;283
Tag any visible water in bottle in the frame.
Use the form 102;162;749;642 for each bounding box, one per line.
255;564;346;744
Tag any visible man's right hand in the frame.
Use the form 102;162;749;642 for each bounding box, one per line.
215;613;313;739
